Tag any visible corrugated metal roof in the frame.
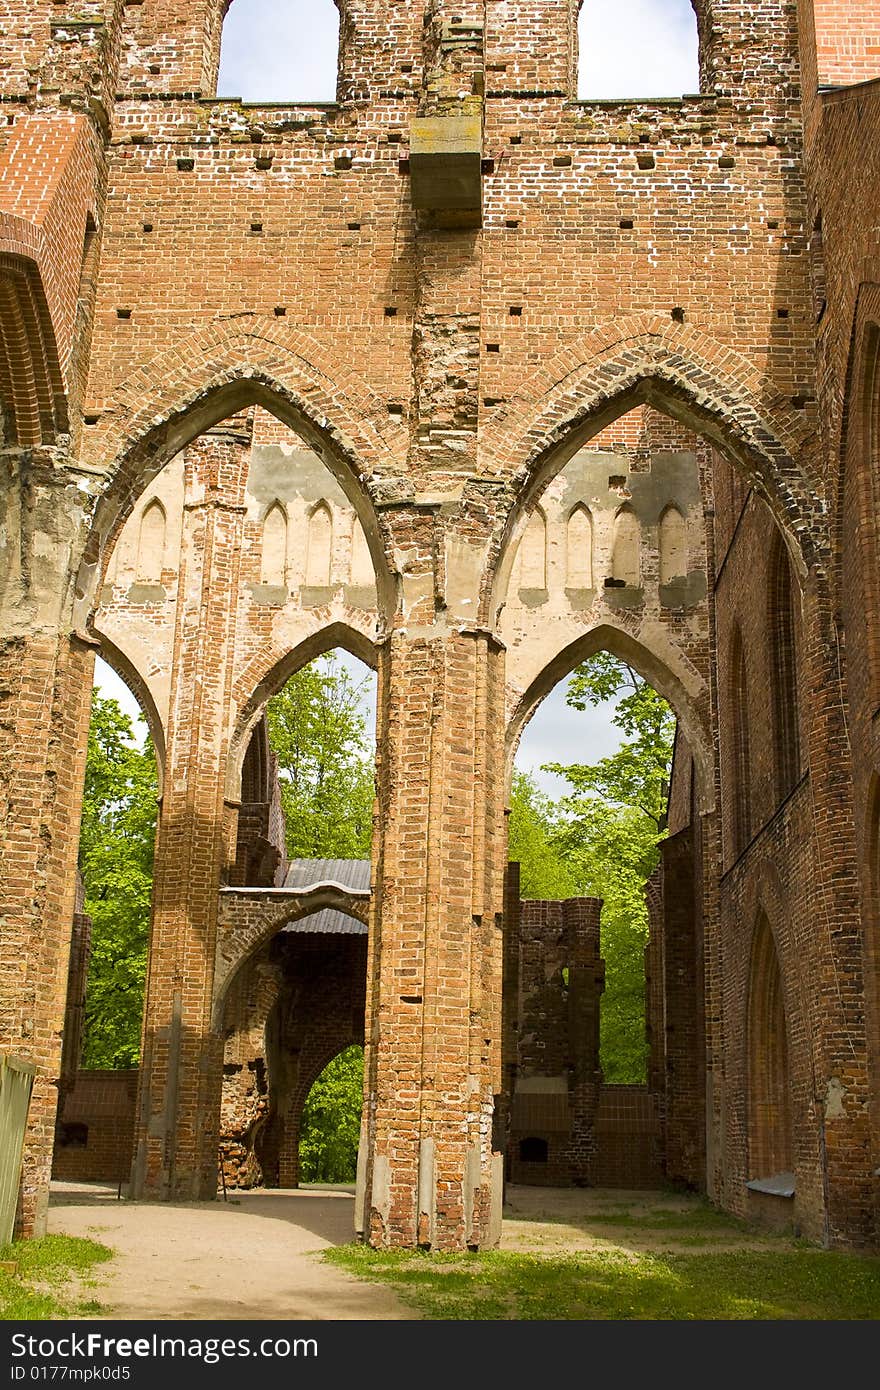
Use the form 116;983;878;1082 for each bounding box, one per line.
282;908;368;936
284;858;371;892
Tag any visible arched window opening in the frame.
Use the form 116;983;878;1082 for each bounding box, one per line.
63;657;158;1088
578;0;700;101
728;627;751;858
747;916;793;1179
240;717;270;805
260;501;288;586
305;503;333;587
511;651;676;1089
217;0;340;103
659;505;688;584
517;507;548;590
136;499;166;583
768;531;801;801
566;505;594;589
610;506;640;586
264;649;377;864
298;1045;364;1183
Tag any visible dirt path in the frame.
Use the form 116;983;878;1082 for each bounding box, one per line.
49;1182;416;1321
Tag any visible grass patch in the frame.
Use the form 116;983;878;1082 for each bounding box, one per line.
0;1235;113;1320
325;1244;880;1320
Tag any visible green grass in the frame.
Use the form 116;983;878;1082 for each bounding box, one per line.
325;1244;880;1320
0;1235;113;1320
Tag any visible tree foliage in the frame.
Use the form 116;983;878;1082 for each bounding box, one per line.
266;654;374;860
298;1046;364;1183
79;694;157;1068
509;653;675;1084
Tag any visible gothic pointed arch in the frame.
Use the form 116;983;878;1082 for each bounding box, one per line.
74;318;405;629
610;505;640;586
659;503;688;584
566;504;593;589
481;318;820;624
260;501;289;587
747;914;793;1179
136;498;167;583
306;502;333;587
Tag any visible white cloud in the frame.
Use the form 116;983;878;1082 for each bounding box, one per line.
217;0;699;105
578;0;700;100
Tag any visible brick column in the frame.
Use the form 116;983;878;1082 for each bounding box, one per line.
565;897;604;1185
661;824;707;1189
131;425;248;1201
0;630;95;1234
360;626;506;1250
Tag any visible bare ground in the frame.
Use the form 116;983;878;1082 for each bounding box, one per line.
48;1181;793;1321
48;1182;416;1321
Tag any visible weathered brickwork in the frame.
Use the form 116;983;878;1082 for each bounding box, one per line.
2;1;880;1250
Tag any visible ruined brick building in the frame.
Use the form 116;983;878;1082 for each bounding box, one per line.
2;0;880;1252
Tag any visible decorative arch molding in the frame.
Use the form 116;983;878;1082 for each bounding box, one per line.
0;241;68;447
213;886;370;1027
505;620;713;811
227;620;379;799
74;317;406;626
482;318;821;621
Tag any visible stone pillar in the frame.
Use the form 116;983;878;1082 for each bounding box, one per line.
360;625;506;1249
131;424;249;1201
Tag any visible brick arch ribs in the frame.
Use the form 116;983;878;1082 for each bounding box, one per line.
481;320;822;626
213;882;371;1027
73;318;406;631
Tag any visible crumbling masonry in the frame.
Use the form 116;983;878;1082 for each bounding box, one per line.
2;1;880;1250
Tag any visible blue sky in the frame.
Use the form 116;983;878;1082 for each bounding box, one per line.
96;0;694;785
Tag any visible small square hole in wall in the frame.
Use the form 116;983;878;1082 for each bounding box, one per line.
84;414;100;426
510;134;522;145
509;306;523;317
255;155;273;170
176;157;194;171
250;222;263;234
347;221;361;230
505;219;520;230
387;132;403;144
671;306;685;323
767;219;779;229
636;153;655;170
116;307;132;319
401;63;413;73
334;154;353;170
274;306;286;317
777;308;789;319
142;222;153;233
486;343;500;353
384;306;398;317
149;64;160;75
620;218;634;230
387;402;404;416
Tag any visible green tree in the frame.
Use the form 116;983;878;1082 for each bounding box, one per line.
545;653;676;1083
508;770;577;900
79;694;158;1068
298;1046;364;1183
267;654;374;860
